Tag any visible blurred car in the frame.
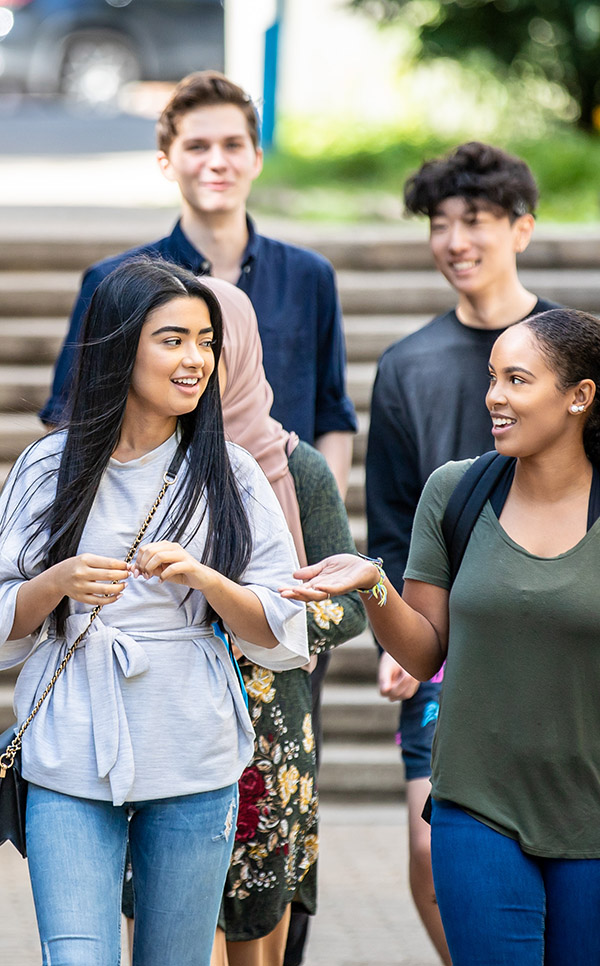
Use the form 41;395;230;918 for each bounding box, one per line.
0;0;224;109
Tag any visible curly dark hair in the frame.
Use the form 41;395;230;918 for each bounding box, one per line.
404;142;538;221
524;308;600;467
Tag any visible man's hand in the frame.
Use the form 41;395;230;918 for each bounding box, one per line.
378;650;420;702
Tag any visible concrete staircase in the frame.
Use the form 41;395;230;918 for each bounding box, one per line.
1;213;599;799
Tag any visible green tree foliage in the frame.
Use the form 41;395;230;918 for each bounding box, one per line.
349;0;600;130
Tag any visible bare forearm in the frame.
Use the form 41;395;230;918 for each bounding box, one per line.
364;581;445;680
280;554;447;677
10;569;63;640
315;432;353;498
203;573;279;649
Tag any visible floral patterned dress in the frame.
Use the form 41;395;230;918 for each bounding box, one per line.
219;441;366;941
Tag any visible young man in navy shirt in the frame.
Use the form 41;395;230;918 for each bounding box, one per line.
366;142;558;965
41;71;356;496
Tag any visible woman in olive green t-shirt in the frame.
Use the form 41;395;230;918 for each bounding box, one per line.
281;307;600;965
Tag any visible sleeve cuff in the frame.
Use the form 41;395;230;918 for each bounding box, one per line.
231;587;309;671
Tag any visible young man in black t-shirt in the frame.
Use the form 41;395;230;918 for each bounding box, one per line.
366;142;558;964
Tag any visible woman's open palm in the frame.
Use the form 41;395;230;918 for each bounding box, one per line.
279;553;378;601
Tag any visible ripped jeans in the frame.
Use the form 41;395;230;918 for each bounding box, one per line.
26;781;238;966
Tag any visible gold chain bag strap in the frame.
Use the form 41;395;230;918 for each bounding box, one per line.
0;440;186;855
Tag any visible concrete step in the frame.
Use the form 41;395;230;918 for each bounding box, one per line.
0;239;133;272
337;268;600;315
318;740;404;799
0;413;44;459
348;515;366;554
327;632;377;683
344;314;428;360
345;464;365;516
0;271;80;317
314;234;600;273
0;365;52;412
0;319;68;363
2;230;600;272
5;267;600;322
347;362;376;410
323;683;398;740
353;412;369;463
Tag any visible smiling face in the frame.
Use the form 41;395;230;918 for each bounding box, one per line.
486;324;592;459
157;104;263;218
429;196;533;300
127;296;216;429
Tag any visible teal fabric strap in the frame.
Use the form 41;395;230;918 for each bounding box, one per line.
211;621;249;709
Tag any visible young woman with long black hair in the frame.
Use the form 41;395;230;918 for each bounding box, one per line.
0;257;308;966
281;308;600;965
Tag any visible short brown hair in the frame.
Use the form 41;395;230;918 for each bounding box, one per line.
157;71;260;154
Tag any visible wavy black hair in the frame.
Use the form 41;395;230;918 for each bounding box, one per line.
12;256;253;634
404;141;538;221
524;308;600;467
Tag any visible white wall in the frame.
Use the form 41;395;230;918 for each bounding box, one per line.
224;0;275;105
225;0;406;124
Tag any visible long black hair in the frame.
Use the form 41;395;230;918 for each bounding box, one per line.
18;256;253;633
524;308;600;467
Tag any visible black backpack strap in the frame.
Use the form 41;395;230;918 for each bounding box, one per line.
442;452;515;585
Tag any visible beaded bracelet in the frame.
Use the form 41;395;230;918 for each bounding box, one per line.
356;553;388;607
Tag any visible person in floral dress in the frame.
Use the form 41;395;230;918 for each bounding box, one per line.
209;278;366;965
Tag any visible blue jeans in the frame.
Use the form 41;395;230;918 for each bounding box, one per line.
431;799;600;965
26;782;238;966
396;679;441;780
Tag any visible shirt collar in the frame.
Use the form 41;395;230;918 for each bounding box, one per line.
170;215;259;278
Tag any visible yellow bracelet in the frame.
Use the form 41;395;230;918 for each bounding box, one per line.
356;554;387;607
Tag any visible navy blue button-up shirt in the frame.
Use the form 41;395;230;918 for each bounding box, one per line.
41;218;357;444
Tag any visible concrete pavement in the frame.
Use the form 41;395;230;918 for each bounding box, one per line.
0;802;439;966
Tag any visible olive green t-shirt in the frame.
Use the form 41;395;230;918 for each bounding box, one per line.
405;459;600;858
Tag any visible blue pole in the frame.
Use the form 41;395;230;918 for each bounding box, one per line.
262;1;284;151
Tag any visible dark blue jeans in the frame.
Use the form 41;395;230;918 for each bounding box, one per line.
431;799;600;966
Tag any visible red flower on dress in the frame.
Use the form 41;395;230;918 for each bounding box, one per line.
239;766;266;801
236;801;260;842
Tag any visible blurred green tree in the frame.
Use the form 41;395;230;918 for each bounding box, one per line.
349;0;600;130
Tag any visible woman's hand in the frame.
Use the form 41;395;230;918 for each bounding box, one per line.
132;542;278;648
131;541;211;590
52;554;130;605
10;553;129;640
279;553;379;602
378;651;420;702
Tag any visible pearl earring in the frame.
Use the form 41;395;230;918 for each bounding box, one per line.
570;404;585;413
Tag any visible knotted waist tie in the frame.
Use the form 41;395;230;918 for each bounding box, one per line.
60;613;216;805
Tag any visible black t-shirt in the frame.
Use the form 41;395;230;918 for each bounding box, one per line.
366;298;559;592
